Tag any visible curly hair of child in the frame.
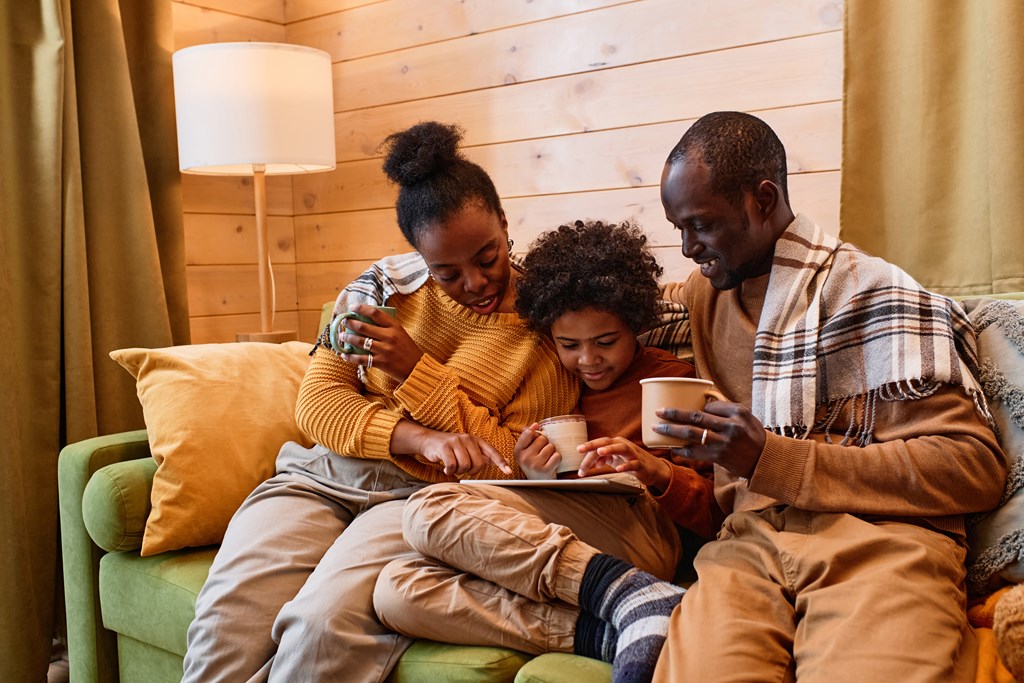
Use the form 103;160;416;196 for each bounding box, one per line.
515;219;663;335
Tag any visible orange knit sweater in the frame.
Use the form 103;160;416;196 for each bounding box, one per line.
295;278;579;483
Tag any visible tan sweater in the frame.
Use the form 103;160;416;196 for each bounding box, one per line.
663;272;1006;542
295;279;579;483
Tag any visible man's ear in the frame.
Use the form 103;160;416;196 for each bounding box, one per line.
754;180;781;219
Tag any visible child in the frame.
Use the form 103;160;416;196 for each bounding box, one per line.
373;220;721;680
513;220;718;538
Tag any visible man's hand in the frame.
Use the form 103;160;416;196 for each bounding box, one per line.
514;424;559;480
654;400;767;480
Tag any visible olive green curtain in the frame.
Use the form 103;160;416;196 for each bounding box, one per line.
841;0;1024;296
0;0;188;678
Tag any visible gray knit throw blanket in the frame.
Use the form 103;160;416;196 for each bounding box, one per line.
754;215;989;443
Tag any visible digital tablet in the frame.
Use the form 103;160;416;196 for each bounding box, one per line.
462;476;645;495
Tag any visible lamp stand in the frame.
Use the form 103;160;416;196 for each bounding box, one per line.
236;166;297;343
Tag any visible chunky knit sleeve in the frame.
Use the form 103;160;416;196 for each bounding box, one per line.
393;341;579;480
294;346;404;461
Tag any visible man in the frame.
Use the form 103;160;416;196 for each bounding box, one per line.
650;111;1007;681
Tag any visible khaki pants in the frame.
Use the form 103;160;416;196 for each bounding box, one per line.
654;507;977;683
374;479;681;654
182;443;428;683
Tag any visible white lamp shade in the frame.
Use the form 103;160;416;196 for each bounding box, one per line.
172;42;336;175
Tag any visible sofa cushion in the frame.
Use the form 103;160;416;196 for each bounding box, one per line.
963;298;1024;592
513;653;611;682
82;457;157;553
110;342;314;555
388;640;532;683
99;548;216;657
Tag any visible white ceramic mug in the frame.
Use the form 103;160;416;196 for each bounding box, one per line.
538;414;588;474
640;377;727;448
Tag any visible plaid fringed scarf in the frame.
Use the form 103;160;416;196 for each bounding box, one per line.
311;252;430;358
753;215;989;444
639;300;692;361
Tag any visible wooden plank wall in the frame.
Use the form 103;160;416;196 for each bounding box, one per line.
174;0;844;343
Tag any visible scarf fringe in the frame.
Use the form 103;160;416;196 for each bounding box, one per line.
768;424;812;439
782;380;948;447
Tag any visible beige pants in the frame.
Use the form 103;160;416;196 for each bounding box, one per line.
374;479;682;654
654;507;977;683
182;443;428;683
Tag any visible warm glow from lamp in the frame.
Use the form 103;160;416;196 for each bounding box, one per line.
172;42;336;342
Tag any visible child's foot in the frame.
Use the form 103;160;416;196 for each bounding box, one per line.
579;554;685;683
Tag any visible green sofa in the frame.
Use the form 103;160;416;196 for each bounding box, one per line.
60;294;1024;682
57;302;614;683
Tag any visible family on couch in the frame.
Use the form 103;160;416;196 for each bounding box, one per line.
181;113;1007;683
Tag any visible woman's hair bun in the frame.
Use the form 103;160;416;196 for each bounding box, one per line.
380;121;464;186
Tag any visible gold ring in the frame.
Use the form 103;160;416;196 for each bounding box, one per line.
700;428;708;446
363;337;374;351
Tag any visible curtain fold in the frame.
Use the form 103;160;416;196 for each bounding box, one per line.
0;0;187;678
841;0;1024;296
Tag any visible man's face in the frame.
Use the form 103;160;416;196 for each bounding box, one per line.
660;158;775;290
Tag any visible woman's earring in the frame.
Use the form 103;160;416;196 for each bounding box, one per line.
507;237;515;255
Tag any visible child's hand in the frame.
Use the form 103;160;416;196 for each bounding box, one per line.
577;437;673;491
514;423;559;480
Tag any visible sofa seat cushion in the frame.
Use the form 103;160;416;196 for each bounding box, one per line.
388;640;532;682
513;653;611;682
99;548;216;657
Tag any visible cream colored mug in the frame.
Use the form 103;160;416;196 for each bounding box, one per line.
639;377;727;448
538;414;589;475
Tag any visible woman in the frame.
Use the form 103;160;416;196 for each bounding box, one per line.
181;122;578;682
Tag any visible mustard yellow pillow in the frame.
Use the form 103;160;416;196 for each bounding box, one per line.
110;342;314;555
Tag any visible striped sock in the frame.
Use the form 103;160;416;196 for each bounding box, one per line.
573;609;617;662
579;554;685;683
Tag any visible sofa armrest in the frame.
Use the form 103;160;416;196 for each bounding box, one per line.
58;430;152;683
83;456;157;553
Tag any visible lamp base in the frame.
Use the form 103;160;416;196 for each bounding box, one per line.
236;330;298;343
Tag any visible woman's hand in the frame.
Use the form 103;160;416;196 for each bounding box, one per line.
391;420;511;477
654;400;767;480
514;424;559;480
340;304;424;382
577;437;672;491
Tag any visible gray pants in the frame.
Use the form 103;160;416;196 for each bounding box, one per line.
182;442;428;683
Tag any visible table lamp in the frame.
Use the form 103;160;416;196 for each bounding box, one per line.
172;42;336;342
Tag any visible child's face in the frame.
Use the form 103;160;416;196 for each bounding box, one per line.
550;308;637;391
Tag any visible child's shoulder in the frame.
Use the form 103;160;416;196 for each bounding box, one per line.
638;346;696;378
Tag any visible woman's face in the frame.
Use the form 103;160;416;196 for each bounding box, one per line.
415;200;515;315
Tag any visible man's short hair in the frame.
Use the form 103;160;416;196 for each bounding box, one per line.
666;111;789;208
